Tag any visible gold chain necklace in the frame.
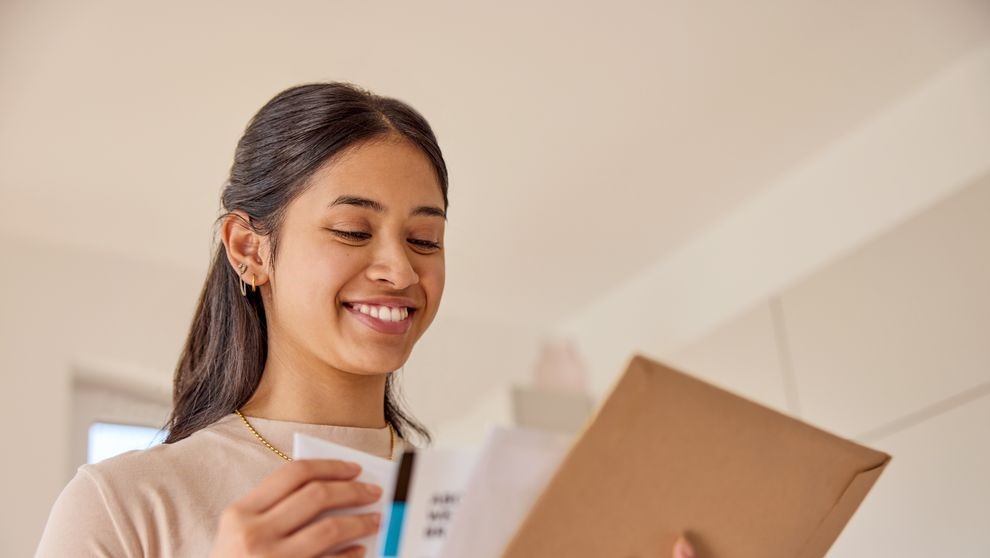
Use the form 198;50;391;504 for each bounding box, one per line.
235;409;395;462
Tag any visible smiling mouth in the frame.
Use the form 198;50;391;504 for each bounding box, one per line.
342;302;416;322
341;302;416;335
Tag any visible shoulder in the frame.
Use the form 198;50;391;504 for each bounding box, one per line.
395;435;421;455
35;459;138;556
84;414;243;483
87;413;280;509
36;414;262;556
397;436;416;450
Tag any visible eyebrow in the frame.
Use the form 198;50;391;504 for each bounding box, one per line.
327;195;447;221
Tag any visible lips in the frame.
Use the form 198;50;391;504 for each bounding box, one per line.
343;302;414;335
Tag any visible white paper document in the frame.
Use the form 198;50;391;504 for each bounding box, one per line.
292;426;570;558
394;447;479;558
438;426;573;558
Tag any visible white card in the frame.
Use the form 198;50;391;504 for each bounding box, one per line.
292;433;400;557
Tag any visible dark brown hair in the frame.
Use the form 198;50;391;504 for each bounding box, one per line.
163;82;448;445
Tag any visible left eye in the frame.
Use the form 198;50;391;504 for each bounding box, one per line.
410;239;442;250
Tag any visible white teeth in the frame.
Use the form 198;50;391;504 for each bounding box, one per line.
355;304;410;322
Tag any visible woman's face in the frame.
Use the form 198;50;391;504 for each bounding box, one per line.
263;136;446;376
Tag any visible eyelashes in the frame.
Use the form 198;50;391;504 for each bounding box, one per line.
330;230;442;250
332;230;370;241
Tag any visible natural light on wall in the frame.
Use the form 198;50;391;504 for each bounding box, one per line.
87;422;168;464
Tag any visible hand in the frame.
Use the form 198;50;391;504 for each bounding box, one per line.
208;459;385;558
673;534;696;558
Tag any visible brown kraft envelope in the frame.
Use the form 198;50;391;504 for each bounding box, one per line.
501;353;891;558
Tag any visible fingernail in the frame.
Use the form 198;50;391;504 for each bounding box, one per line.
345;461;362;473
370;512;382;528
365;483;383;497
674;535;695;558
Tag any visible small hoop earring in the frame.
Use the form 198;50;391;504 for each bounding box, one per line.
252;274;257;293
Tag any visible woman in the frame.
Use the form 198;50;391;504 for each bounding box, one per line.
36;82;696;558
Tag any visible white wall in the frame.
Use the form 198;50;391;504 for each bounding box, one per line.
557;42;990;398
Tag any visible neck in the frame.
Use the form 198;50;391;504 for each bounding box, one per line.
239;343;389;428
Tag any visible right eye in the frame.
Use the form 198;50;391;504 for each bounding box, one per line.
331;230;371;241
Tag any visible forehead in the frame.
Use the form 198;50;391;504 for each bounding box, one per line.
300;136;444;210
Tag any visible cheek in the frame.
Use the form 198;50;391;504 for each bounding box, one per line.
282;248;360;307
420;260;446;301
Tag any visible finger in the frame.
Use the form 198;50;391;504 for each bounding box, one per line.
673;534;696;558
233;459;362;514
262;479;384;536
277;512;381;558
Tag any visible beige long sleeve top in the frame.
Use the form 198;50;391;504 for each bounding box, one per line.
35;412;411;557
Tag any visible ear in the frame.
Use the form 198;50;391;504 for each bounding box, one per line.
220;210;271;287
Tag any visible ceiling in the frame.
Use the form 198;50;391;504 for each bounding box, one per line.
2;0;989;329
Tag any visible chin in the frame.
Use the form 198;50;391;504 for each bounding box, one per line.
345;350;410;375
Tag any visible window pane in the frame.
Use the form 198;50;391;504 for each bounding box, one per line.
87;422;168;464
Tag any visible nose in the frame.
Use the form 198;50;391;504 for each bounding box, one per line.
366;237;420;289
